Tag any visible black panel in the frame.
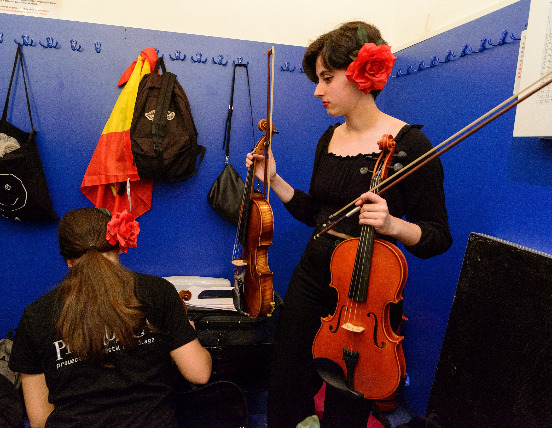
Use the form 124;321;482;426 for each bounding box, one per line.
427;233;552;428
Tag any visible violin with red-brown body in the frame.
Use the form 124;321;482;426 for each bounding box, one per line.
232;49;276;318
312;135;407;399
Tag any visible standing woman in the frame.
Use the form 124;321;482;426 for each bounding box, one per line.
9;208;212;428
246;21;452;427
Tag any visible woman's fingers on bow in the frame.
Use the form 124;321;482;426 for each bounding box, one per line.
356;192;391;232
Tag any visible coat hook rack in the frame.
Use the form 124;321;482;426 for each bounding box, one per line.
489;30;511;46
14;34;35;46
39;37;60;49
212;55;228;66
460;44;474;57
280;62;296;72
190;52;208;63
70;39;83;52
233;57;249;66
169;50;186;61
392;28;522;79
478;38;492;52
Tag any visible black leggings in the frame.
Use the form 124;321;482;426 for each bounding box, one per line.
267;233;372;428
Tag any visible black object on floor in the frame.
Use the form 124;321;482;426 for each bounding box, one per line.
427;233;552;428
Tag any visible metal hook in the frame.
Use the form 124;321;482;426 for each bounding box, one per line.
441;50;456;63
169;50;186;61
478;38;492;52
70;39;83;52
280;62;296;72
212;55;228;66
460;44;473;57
489;30;510;46
299;67;305;73
233;57;249;66
0;33;3;44
39;37;59;49
430;56;440;67
14;34;35;46
94;42;101;53
417;60;430;71
154;49;164;59
393;68;406;77
190;52;208;63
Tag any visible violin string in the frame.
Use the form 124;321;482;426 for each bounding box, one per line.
348;171;381;333
317;70;552;237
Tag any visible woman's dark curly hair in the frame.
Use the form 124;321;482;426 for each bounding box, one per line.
302;21;385;98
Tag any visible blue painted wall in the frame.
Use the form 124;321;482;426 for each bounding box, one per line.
1;0;548;415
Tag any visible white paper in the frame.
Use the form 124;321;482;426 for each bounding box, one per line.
164;276;236;311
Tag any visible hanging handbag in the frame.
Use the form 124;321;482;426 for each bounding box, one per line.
0;44;58;222
207;63;255;225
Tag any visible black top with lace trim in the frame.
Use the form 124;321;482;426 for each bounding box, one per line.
284;123;452;259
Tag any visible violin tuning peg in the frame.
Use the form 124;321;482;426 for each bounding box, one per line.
388;163;404;172
394;151;407;159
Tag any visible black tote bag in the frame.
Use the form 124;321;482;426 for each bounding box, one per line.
0;44;58;222
207;63;255;225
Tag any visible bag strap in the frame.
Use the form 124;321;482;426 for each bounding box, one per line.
2;44;34;129
222;63;255;165
153;56;167;75
152;59;176;154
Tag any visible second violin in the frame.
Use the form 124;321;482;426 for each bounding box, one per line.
232;48;277;318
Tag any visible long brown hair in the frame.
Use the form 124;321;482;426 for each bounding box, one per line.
302;21;385;98
56;208;146;362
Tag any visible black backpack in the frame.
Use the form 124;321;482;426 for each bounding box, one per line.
130;57;205;182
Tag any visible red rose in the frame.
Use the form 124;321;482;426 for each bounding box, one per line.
106;210;140;253
345;43;396;94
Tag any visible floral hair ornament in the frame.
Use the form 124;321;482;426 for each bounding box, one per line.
106;210;140;253
345;25;397;95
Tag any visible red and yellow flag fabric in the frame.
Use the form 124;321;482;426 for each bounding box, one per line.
81;47;158;218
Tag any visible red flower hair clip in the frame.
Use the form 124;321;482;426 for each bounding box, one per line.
345;26;396;95
106;210;140;253
345;43;396;94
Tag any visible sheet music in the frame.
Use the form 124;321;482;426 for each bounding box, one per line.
513;0;552;137
538;3;552;104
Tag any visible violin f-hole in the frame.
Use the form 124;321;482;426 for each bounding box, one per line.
367;312;386;349
329;305;347;333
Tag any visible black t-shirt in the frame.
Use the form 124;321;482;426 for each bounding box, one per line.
284;123;452;259
9;273;197;427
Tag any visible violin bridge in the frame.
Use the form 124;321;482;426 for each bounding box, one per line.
232;260;248;267
341;322;365;333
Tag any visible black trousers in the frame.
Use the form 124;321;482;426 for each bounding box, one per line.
267;233;372;428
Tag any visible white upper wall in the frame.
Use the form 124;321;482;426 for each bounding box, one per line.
15;0;520;50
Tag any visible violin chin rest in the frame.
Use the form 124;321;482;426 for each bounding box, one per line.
313;358;364;399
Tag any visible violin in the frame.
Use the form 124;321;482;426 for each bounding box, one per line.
232;48;277;318
312;135;407;399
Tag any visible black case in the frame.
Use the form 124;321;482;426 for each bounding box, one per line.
187;293;281;391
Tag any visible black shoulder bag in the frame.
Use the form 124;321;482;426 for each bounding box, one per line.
0;44;58;222
207;63;255;225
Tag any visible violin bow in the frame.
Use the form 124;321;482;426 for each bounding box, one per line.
316;70;552;238
264;46;276;203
